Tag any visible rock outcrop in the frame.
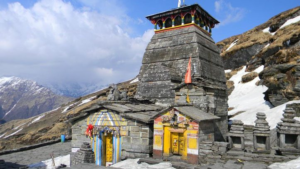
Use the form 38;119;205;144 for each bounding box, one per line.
218;6;300;106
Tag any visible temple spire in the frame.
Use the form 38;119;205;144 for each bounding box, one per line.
178;0;185;8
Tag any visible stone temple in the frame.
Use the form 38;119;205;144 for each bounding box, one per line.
135;3;228;142
70;3;229;166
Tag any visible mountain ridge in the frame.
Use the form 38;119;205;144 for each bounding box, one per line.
0;76;73;122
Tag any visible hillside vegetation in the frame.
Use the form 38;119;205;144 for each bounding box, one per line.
218;6;300;107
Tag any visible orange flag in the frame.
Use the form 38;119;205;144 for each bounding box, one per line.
185;57;192;84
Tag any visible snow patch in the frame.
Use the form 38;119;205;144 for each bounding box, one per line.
30;114;45;124
111;158;175;169
4;128;22;138
269;156;300;169
130;77;139;84
264;43;270;48
228;66;272;118
15;123;26;130
225;69;232;73
28;154;70;169
62;106;70;113
0;133;6;138
226;39;239;51
4;103;17;117
78;96;96;106
280;15;300;29
262;27;269;33
0;77;14;86
262;27;276;36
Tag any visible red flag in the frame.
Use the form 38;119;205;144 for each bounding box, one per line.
185;57;192;84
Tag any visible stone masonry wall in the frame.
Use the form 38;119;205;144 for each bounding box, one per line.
72;118;90;149
135;26;227;104
120;119;153;159
71;115;153;160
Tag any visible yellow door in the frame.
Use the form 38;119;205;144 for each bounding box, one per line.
179;133;185;155
106;134;113;162
171;133;179;154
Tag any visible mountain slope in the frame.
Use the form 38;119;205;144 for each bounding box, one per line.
0;77;138;151
0;77;73;122
218;6;300;107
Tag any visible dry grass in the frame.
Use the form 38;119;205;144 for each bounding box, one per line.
242;72;258;83
218;6;300;57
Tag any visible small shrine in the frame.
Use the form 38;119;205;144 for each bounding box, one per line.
70;102;164;166
277;107;300;155
253;112;271;153
152;106;219;164
227;120;245;150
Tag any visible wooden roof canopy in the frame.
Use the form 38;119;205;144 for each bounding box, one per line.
146;4;219;28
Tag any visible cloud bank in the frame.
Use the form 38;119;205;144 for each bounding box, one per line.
0;0;153;87
214;0;245;26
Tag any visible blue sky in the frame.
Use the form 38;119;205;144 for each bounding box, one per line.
0;0;299;89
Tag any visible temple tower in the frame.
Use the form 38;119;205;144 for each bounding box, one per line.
135;3;228;141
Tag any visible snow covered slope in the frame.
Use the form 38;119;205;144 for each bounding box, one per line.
227;67;300;129
228;66;272;117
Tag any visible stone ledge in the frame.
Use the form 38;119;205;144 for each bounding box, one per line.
0;136;72;156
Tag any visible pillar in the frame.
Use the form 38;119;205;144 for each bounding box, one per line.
154;23;157;30
200;20;204;27
163;21;165;29
280;134;285;148
172;19;175;27
181;17;184;25
192;15;195;23
196;18;200;26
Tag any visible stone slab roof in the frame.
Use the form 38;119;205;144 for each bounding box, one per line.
174;106;220;122
74;102;165;124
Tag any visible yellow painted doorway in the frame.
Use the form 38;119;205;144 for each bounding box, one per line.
102;133;113;166
171;133;185;155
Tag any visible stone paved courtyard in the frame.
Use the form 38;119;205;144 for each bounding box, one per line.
0;141;274;169
0;141;71;168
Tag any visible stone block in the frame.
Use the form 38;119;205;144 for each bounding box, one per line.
130;126;141;132
212;145;218;152
141;127;150;133
122;136;131;143
141;132;152;138
218;147;227;154
199;144;212;150
226;150;244;156
199;149;213;155
131;137;142;144
130;132;141;138
121;143;132;150
141;138;150;145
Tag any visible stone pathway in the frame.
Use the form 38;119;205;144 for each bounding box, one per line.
0;142;269;169
0;141;71;168
200;160;268;169
139;158;268;169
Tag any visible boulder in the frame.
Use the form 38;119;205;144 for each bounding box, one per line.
242;72;258;83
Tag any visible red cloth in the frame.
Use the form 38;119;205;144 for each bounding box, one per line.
85;124;94;137
185;57;192;84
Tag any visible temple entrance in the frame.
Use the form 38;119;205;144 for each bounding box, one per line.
102;133;113;166
171;132;185;156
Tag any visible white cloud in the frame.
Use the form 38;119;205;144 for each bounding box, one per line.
0;0;154;87
214;0;245;26
214;0;222;13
